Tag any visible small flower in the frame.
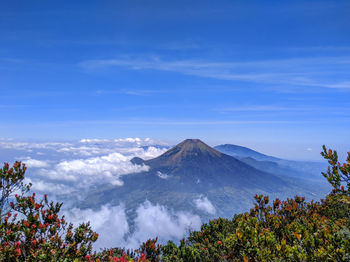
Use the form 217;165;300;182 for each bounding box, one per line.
15;248;21;257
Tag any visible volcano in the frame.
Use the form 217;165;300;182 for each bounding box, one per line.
81;139;321;218
131;139;285;189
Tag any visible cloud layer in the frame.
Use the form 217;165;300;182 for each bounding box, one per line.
2;138;169;194
42;152;150;186
64;201;201;250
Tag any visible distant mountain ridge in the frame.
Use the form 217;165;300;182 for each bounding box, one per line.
214;143;328;181
214;144;280;162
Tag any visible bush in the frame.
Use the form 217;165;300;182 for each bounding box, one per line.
0;161;31;221
0;162;98;261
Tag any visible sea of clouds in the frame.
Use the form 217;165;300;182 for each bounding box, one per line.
0;138;215;249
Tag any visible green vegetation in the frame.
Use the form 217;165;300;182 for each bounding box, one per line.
0;146;349;261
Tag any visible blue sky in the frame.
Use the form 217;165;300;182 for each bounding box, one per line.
1;0;349;160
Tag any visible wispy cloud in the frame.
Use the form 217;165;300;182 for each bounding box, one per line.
219;105;302;112
79;56;350;89
94;89;162;96
216;105;349;114
6;119;309;128
287;46;350;52
157;41;201;50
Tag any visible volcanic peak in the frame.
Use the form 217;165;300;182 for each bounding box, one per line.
164;139;221;157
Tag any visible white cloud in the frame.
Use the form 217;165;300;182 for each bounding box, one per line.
0;141;73;151
0;138;167;159
42;152;150;186
194;196;216;215
116;137;141;143
54;138;168;157
25;178;72;194
157;171;170;179
126;201;201;248
22;158;49;168
79;138;110;143
131;146;168;160
1;138;168;193
64;204;129;250
64;201;202;250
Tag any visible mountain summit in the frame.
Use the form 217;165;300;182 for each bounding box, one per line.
168;139;221;158
142;139;222;167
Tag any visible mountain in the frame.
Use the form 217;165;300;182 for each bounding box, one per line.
214;144;280;162
80;139;328;222
214;144;328;181
131;139;286;190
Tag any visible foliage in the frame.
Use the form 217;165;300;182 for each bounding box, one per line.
0;161;31;221
0;162;98;261
321;145;350;194
92;245;151;262
139;238;161;262
156;194;348;261
92;247;147;262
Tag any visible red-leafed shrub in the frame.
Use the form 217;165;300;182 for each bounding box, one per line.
0;162;98;261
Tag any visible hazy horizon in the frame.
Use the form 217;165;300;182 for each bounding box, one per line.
0;136;348;161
